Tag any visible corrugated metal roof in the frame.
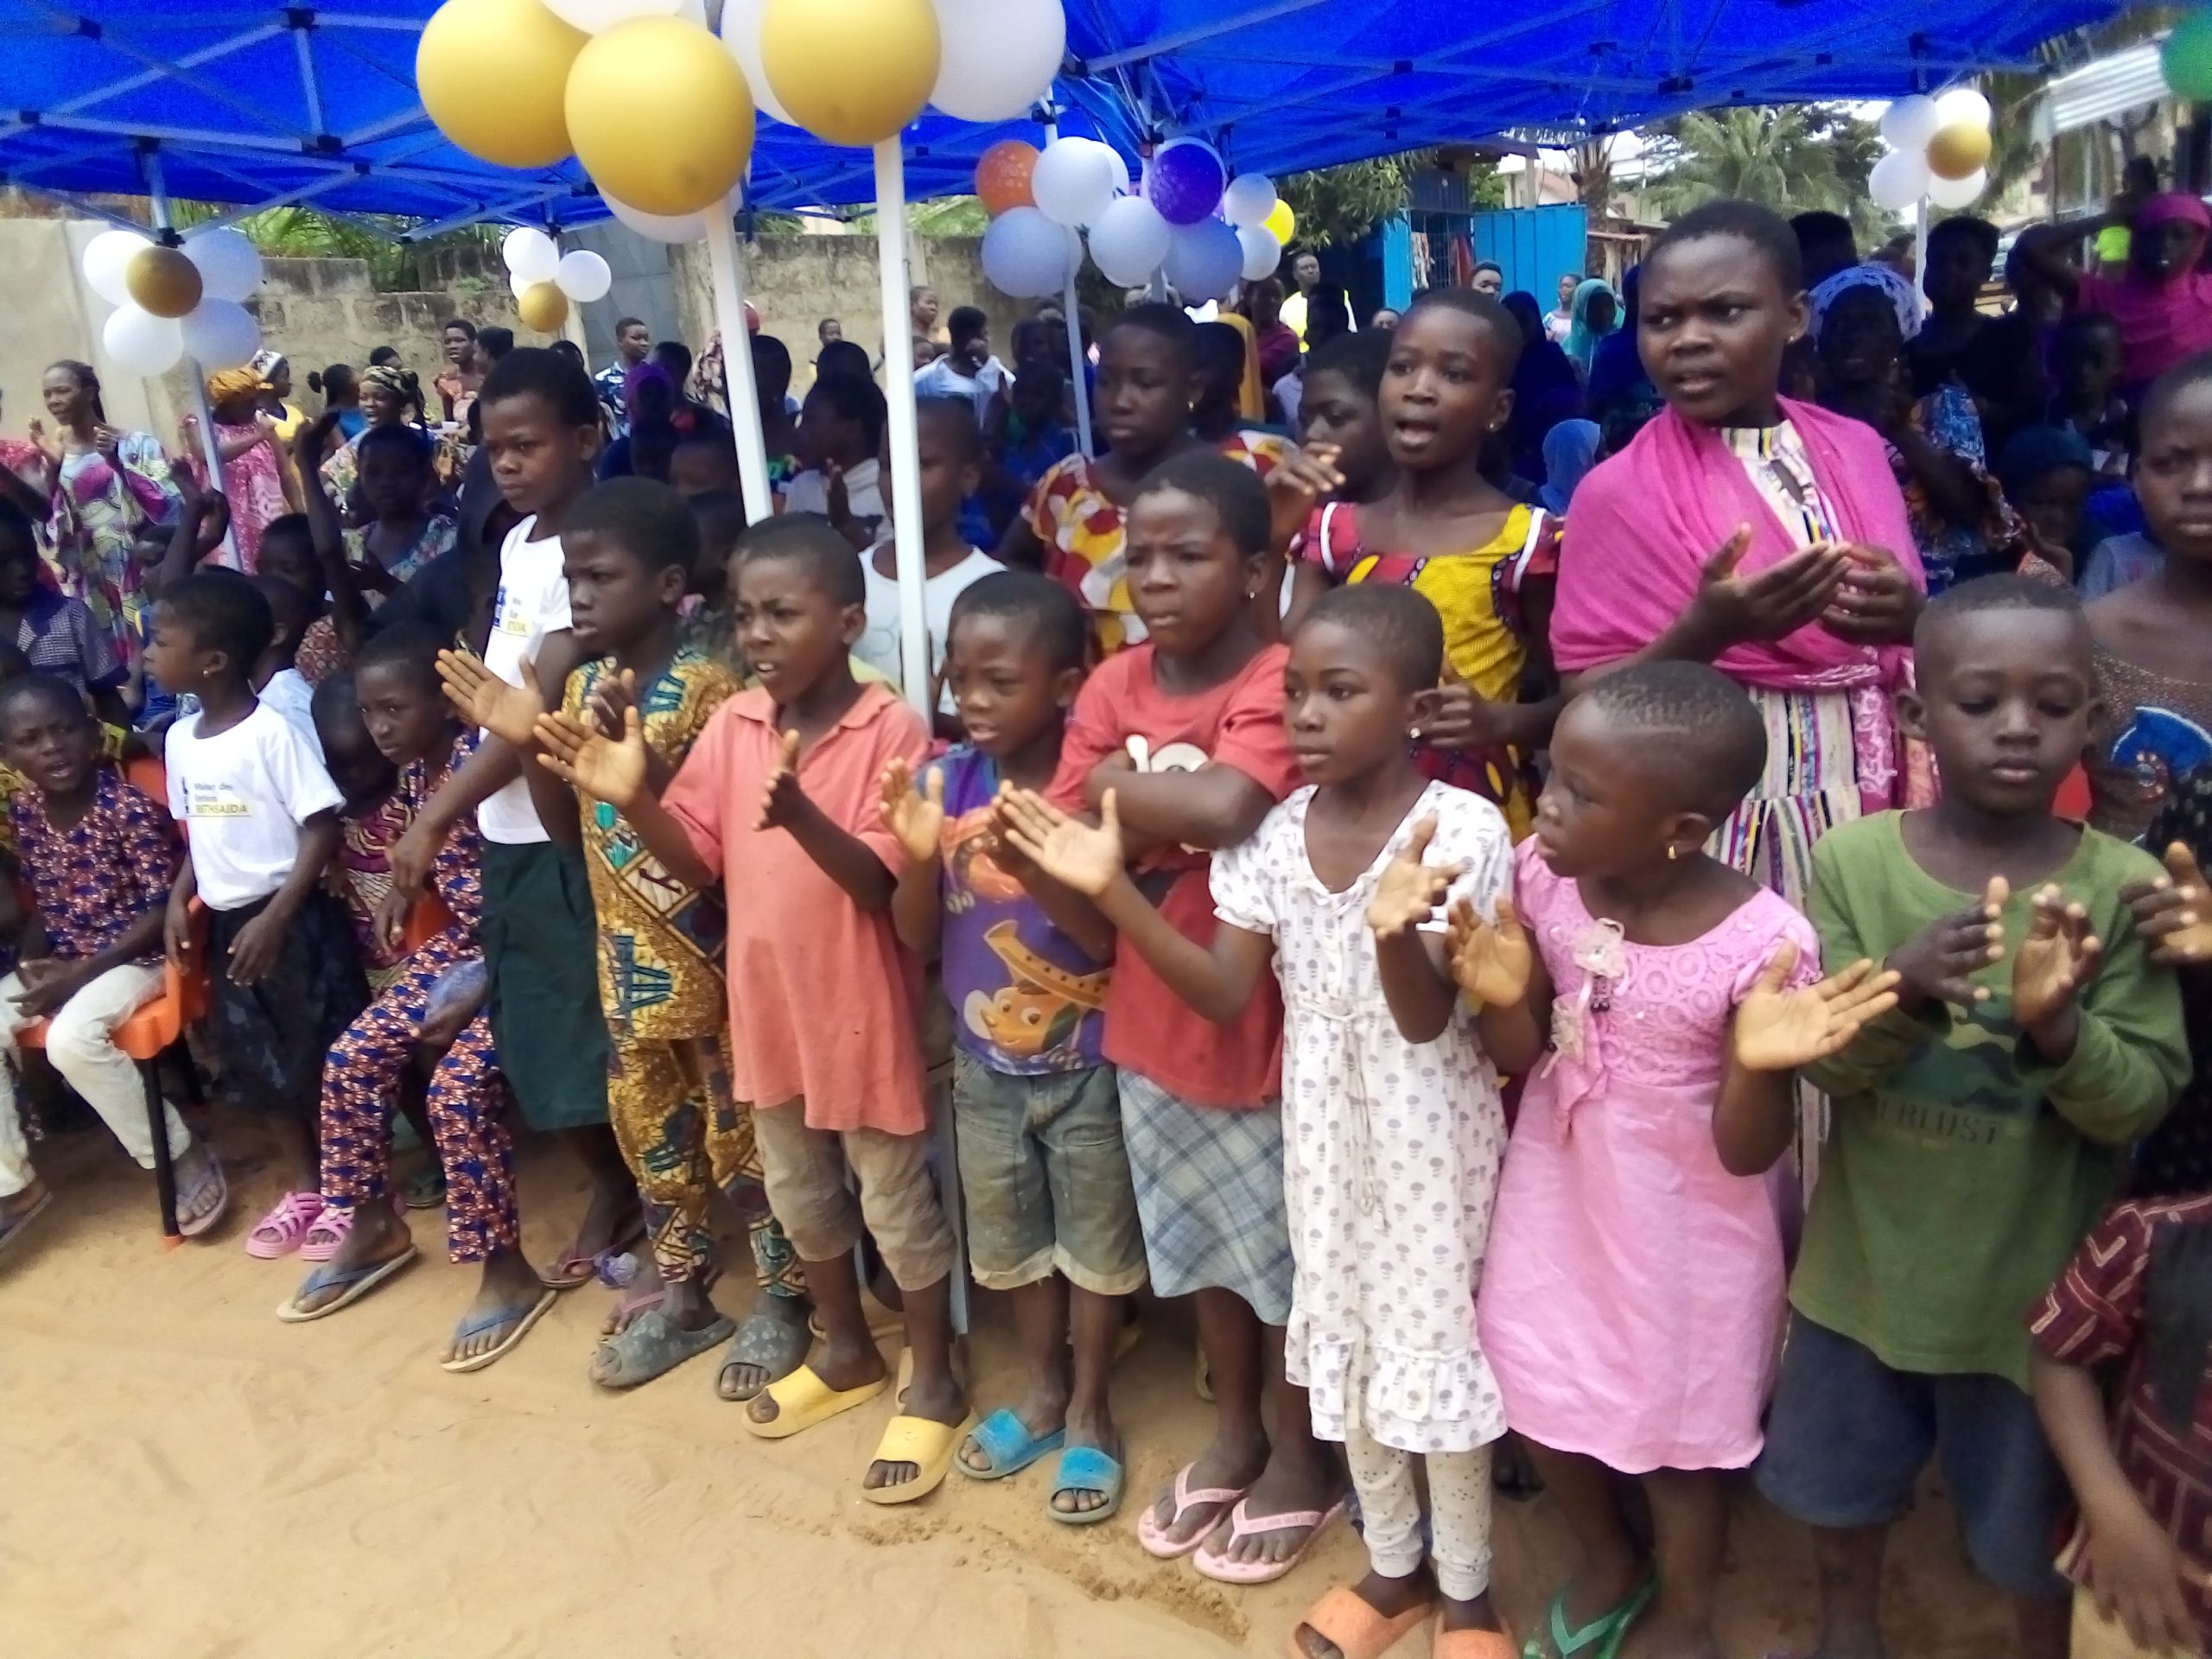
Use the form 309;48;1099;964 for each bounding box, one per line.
2040;39;2170;137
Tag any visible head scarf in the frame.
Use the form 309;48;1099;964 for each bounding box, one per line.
1563;277;1621;372
623;361;677;424
1996;423;2094;501
205;366;264;404
1809;263;1923;343
1539;420;1602;515
249;349;285;382
2137;192;2212;233
362;363;414;398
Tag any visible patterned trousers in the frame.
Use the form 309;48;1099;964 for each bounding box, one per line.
609;1030;801;1298
318;931;518;1263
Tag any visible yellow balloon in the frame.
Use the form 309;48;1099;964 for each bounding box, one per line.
760;0;939;149
517;281;570;334
567;16;755;216
416;0;584;170
1926;121;1993;181
124;245;204;320
1264;200;1297;245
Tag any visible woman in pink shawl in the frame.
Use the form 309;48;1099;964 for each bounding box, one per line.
2021;190;2212;397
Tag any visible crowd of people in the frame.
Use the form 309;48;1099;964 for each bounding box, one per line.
3;180;2212;1659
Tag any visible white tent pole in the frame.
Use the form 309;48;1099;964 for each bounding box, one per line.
705;207;775;526
143;150;235;563
1040;117;1096;460
1914;196;1929;308
874;137;932;721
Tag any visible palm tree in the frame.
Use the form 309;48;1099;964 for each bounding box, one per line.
1643;105;1890;244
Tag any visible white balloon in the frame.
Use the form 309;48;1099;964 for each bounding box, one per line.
182;226;262;303
101;306;182;378
1223;174;1278;229
605;193;706;244
1927;168;1987;210
720;0;796;126
510;270;535;300
928;0;1064;123
1236;225;1281;283
1106;146;1134;198
1032;137;1118;228
82;230;153;307
557;248;613;302
1935;87;1993;131
1086;196;1172;287
542;0;678;32
1878;95;1942;152
180;298;261;370
503;226;560;283
1062;224;1085;283
1162;219;1243;303
1868;149;1931;212
982;207;1074;300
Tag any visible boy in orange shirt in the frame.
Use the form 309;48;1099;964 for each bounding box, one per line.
537;514;970;1504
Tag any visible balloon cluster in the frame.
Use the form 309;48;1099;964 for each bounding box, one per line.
501;227;613;333
975;135;1299;304
82;226;264;378
417;0;1065;244
1868;89;1994;214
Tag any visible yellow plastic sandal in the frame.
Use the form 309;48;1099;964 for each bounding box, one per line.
742;1363;889;1441
861;1412;976;1507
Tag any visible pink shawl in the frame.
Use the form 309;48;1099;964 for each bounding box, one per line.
1551;398;1923;694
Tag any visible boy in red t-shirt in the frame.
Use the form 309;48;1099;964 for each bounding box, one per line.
1011;452;1346;1580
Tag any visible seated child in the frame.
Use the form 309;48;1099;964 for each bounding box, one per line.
1759;575;2189;1659
1469;663;1900;1659
311;672;410;994
148;570;368;1258
1003;583;1523;1649
1012;452;1342;1581
279;625;531;1371
881;571;1140;1521
537;513;969;1503
0;675;226;1247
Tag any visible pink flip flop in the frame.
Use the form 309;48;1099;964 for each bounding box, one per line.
1192;1493;1349;1585
245;1191;327;1260
1135;1462;1252;1560
296;1192;404;1262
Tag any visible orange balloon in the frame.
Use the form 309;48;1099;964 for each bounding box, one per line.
976;140;1039;217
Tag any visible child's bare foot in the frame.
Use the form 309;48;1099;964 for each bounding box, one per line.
547;1176;637;1279
1147;1430;1269;1551
601;1257;668;1337
1198;1435;1344;1571
1294;1567;1436;1656
289;1201;411;1317
716;1294;809;1402
443;1247;548;1369
173;1145;226;1234
1048;1402;1122;1518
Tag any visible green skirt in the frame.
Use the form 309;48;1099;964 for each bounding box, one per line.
481;838;609;1132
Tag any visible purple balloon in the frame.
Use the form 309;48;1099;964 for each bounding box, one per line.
1147;139;1227;227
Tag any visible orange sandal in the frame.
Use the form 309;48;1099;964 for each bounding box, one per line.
1432;1630;1517;1658
1287;1585;1433;1659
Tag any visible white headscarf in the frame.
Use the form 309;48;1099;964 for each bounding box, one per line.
1808;263;1923;343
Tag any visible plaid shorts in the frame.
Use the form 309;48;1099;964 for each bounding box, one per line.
1118;1070;1293;1325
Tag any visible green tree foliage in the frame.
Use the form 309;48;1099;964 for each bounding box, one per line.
1643;105;1891;245
1274;149;1497;249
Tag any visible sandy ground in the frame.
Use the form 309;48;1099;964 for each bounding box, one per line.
4;1109;2032;1659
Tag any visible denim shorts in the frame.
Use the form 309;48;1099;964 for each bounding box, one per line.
951;1052;1145;1296
1753;1313;2069;1597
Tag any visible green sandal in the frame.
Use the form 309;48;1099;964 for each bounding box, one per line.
1522;1573;1656;1659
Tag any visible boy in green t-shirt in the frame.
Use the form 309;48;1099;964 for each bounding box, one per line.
1757;575;2188;1659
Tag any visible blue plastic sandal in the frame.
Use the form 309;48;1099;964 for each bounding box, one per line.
1046;1445;1124;1526
954;1407;1065;1480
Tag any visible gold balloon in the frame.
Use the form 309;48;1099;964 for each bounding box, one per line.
516;281;569;334
417;0;584;170
566;16;755;216
760;0;939;149
1926;121;1993;181
124;245;203;320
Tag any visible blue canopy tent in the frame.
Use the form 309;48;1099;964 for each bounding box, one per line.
0;1;2142;230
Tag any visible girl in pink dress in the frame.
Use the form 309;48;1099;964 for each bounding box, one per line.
1455;663;1899;1659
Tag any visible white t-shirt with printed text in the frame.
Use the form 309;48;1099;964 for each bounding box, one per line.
477;517;569;845
165;699;345;912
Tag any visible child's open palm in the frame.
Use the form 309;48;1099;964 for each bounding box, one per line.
534;702;647;810
1734;941;1902;1071
1366;814;1465;938
2013;884;2103;1029
1446;894;1533;1009
997;785;1122;898
756;729;806;830
878;758;944;868
439;646;544;749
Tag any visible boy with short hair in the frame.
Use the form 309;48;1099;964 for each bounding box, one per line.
785;374;888;547
0;675;226;1247
1761;575;2190;1659
538;514;969;1503
883;570;1141;1521
149;569;366;1255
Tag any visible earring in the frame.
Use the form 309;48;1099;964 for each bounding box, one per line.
1667;844;1679;861
1409;724;1423;740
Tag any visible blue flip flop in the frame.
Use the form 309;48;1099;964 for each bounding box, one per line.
954;1407;1065;1481
275;1245;419;1323
1046;1445;1124;1526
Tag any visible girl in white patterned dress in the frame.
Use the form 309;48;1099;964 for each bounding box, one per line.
1003;583;1519;1659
